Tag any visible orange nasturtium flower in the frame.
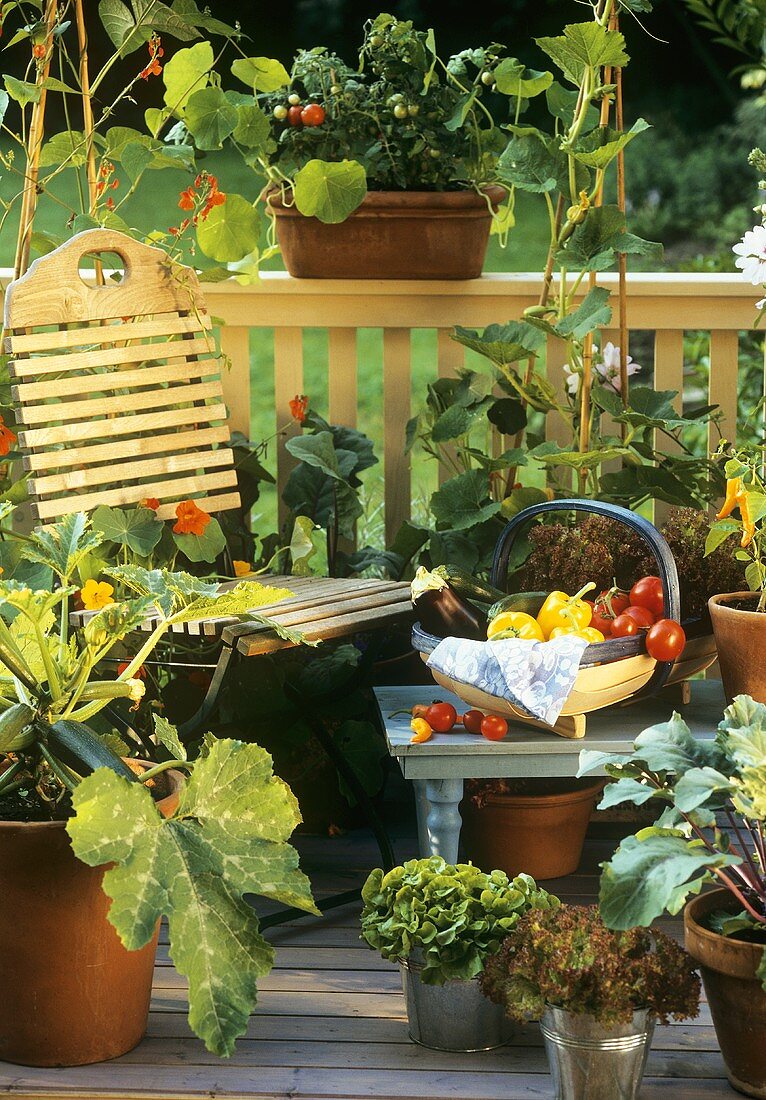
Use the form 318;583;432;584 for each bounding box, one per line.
80;579;115;611
0;417;17;456
233;560;253;577
173;499;211;537
289;394;309;423
140;497;160;511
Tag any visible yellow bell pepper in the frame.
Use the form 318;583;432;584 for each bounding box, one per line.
410;718;433;743
536;582;596;639
549;625;605;644
487;611;545;641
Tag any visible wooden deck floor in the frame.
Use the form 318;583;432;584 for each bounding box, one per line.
0;823;736;1100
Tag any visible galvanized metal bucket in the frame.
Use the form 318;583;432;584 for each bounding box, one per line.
540;1006;656;1100
399;957;513;1052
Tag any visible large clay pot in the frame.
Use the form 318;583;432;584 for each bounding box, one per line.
460;778;605;880
685;889;766;1098
0;763;183;1067
269;187;505;279
708;592;766;703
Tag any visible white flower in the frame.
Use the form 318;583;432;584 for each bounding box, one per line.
594;342;641;393
733;224;766;286
563;363;580;396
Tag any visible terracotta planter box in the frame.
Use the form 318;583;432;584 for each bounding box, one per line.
269;187;505;279
708;592;766;703
685;889;766;1098
0;765;182;1067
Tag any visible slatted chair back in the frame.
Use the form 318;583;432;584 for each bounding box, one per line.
3;228;240;524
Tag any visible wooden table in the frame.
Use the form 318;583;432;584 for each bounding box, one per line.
375;680;725;864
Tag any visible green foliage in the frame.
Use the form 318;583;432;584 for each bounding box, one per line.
480;904;700;1025
360;857;559;984
293;160;367;224
579;695;766;985
67;739;317;1056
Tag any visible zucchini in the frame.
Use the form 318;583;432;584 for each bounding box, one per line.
433;565;505;605
46;719;137;781
488;591;549;621
0;703;35;752
411;567;487;640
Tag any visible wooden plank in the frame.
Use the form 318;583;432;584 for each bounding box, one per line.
13;356;219;402
23;425;231;473
274;326;304;527
383;329;411;546
328;329;357;427
654;329;684;525
236;587;413;632
17;379;223;427
218;325;251;438
30;447;233;497
10;336;214;382
238;598;413;656
7;312;210;354
19;401;228;449
33;468;238;520
709;330;739;449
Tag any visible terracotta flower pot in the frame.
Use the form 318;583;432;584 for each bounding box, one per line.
269;186;505;279
460;778;605;880
708;592;766;703
685;889;766;1098
0;763;183;1067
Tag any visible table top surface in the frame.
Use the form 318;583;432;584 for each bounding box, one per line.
375;679;725;778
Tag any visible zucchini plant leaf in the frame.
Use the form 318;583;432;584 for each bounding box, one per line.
24;512;105;584
67;739;318;1056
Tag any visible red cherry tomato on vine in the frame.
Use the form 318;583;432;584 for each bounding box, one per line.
645;619;686;662
461;709;485;734
611;613;640;638
629;576;665;618
287;105;304;127
588;603;615;636
425;702;457;733
481;714;508;741
301;103;326;126
623;605;655;629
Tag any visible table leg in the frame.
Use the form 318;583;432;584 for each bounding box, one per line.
423;778;464;863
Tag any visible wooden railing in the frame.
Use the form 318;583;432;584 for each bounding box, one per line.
203;272;759;540
2;270;760;540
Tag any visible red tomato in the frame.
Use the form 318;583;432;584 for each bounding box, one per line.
287;105;304;127
588;602;615;636
611;612;640;638
425;702;457;733
481;714;508;741
301;103;326;126
623;605;655;629
597;588;630;617
646;619;686;661
461;709;485;734
629;576;665;618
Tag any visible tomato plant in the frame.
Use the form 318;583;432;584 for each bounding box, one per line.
481;714;508;741
645;619;686;661
629;576;665;618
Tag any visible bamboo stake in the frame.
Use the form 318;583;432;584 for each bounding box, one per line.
13;0;59;280
615;18;629;408
74;0;104;286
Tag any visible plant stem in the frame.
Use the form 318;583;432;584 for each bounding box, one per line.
140;758;190;784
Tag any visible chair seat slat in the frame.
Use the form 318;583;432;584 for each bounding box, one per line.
31;447;234;498
23;426;231;472
18;380;222;426
19;402;228;450
32;468;238;520
9;336;213;379
14;356;221;403
8;313;210;355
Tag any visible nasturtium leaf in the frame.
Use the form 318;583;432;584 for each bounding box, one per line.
39;131;88;168
536;23;628;86
599;832;739;929
173;516;227;563
67;741;318;1055
430;470;501;531
163;41;213;113
183;86;237;149
231;56;290;93
92;505;163;557
233;103;272;149
196;193;260;262
153;714;187;762
572;119;650;170
293;159;367;224
3;75;41;106
494;59;553;98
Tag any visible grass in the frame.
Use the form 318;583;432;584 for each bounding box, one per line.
0;148;552;549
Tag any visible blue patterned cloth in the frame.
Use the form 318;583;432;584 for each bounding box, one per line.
426;635;589;725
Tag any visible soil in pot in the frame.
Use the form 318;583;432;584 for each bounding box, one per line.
685;888;766;1098
708;592;766;703
269;187;505;280
0;762;183;1067
460;777;605;880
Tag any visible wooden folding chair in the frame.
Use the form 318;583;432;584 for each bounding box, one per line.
3;228;411;717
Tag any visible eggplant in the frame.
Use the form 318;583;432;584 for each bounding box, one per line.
411;567;487;640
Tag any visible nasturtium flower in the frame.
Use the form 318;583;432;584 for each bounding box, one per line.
173;499;211;537
733;224;766;287
233;560;253;577
0;416;17;456
289;394;309;423
80;578;115;611
140;497;160;511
